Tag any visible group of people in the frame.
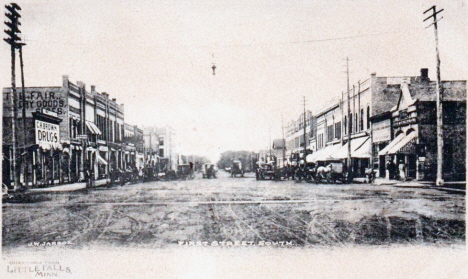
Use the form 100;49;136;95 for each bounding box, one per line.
386;159;408;181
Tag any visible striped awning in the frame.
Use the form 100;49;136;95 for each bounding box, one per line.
387;132;417;155
307;143;341;162
378;133;405;156
329;136;370;160
96;152;108;165
86;121;102;135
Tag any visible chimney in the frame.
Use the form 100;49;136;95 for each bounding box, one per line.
62;75;69;87
90;85;96;92
421;68;429;81
102;92;109;98
112;98;117;102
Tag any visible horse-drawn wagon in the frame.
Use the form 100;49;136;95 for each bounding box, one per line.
315;161;345;183
256;162;276;180
202;163;217;179
231;160;244;177
177;164;194;180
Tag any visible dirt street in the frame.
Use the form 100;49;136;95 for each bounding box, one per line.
2;171;465;250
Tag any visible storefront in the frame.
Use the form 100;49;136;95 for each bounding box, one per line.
378;129;418;180
32;111;63;187
97;145;109;179
330;136;371;177
371;114;393;178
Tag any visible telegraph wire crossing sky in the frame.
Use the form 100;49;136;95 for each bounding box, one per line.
1;0;467;162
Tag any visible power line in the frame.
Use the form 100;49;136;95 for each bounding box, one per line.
20;31;390;50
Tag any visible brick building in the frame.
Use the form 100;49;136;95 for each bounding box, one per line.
285;110;313;156
3;75;126;188
378;69;466;181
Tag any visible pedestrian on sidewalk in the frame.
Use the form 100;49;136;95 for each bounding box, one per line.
386;159;395;180
398;160;407;181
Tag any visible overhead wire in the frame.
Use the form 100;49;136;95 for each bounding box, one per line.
20;31;390;50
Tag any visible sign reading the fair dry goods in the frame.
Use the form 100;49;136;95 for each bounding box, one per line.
35;120;61;149
3;87;67;117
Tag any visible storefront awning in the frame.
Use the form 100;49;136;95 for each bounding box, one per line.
378;133;405;156
38;141;62;151
306;149;324;162
386;132;417;155
86;121;102;135
353;137;372;158
96;152;108;165
98;146;108;152
307;143;342;162
330;136;371;160
63;147;71;155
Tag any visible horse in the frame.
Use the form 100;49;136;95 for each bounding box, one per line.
316;164;333;180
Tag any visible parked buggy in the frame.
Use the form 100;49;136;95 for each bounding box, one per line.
256;162;276;180
273;165;293;181
231;160;244;177
177;164;194;180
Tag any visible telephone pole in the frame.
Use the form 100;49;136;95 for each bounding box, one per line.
424;6;444;186
281;115;286;167
4;3;23;190
302;96;307;155
345;57;352;182
19;42;27;188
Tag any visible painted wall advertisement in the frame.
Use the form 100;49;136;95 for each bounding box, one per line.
3;87;67;117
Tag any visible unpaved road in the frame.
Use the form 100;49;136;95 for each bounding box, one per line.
2;171;465;250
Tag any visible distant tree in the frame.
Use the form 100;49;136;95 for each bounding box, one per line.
217;151;254;170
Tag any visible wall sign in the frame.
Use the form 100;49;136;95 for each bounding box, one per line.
372;119;391;143
3;88;67;117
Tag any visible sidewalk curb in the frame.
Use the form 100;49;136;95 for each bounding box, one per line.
27;179;110;193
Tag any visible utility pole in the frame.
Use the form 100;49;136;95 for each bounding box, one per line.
302;96;307;155
269;123;272;159
281;115;286;167
345;57;352;183
424;6;444;186
106;94;110;183
19;44;27;188
4;3;23;190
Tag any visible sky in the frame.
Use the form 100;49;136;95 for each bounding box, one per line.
2;0;467;162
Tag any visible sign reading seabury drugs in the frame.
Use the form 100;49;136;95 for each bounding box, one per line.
35;120;61;149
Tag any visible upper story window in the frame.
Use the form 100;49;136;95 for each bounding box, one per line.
335;121;341;139
360;109;364;131
367;106;370;129
344;116;347;135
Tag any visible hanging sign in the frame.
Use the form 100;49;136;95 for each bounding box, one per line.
35;120;61;149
